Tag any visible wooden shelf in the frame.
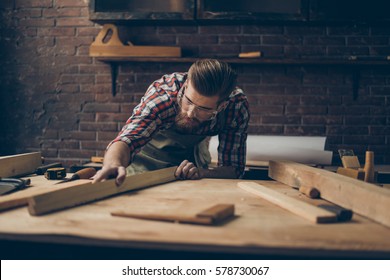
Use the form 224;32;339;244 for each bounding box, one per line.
93;56;389;96
95;56;390;66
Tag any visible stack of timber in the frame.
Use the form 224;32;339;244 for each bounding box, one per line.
268;160;390;228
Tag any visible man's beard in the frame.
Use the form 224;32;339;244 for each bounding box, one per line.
174;112;201;133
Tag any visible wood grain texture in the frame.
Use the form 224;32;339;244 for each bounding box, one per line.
269;160;390;228
0;179;389;258
0;152;42;178
0;176;90;212
238;182;336;223
337;167;365;180
28;166;177;216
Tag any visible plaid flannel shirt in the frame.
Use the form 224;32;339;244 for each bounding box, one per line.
111;72;250;177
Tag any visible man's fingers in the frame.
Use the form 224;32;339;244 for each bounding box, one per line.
187;167;199;180
92;166;126;186
182;162;195;177
115;166;127;187
175;160;189;178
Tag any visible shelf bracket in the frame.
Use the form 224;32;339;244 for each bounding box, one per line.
110;62;118;96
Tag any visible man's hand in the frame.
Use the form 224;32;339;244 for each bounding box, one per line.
92;165;127;187
175;160;201;180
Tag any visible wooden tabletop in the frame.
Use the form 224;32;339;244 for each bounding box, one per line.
0;176;389;259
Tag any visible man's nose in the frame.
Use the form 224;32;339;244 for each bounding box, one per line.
186;106;196;119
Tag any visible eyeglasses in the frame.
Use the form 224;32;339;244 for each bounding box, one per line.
177;87;219;121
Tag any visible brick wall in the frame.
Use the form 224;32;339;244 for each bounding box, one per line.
0;0;389;166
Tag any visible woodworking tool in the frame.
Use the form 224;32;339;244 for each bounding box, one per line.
318;204;353;222
55;167;97;184
35;162;63;175
338;149;360;169
364;151;375;183
45;167;67;180
111;204;235;226
69;165;101;173
0;178;31;196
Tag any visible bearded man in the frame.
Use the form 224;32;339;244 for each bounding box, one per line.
93;59;250;186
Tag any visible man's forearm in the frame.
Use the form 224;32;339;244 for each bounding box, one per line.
104;141;131;168
200;166;238;179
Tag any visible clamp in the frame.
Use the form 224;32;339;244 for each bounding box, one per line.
0;178;31;196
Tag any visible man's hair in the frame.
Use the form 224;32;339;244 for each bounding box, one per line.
188;59;237;100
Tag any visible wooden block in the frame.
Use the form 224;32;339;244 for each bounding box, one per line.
196;204;235;223
111;204;235;225
269;160;390;228
0;152;42;178
238;182;337;223
111;212;213;225
341;156;360;169
28;166;177;216
337;167;365;180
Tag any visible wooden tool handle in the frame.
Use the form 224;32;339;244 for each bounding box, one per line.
238;51;261;58
364;151;375;183
298;186;320;199
92;24;123;47
72;167;97;180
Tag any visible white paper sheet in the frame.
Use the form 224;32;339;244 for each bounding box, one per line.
209;135;333;165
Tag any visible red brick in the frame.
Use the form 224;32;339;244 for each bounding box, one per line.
56;18;92;27
19;18;55;27
15;0;52;8
38;27;75;36
81;141;108;150
83;103;120;113
199;26;240;34
56;0;88;8
79;122;118;131
284;125;326;136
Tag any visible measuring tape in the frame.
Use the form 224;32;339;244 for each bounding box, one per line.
44;167;66;180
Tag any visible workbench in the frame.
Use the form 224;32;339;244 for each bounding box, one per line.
0;175;389;259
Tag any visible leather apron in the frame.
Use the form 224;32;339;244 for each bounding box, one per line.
126;127;211;175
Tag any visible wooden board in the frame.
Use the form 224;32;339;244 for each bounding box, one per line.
268;160;390;228
0;179;389;258
0;175;90;212
0;152;42;178
238;182;337;223
111;204;235;225
90;45;181;58
28;166;177;216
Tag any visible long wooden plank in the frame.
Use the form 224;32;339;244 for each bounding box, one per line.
0;176;90;212
238;182;337;223
268;160;390;228
28;166;177;216
0;152;41;177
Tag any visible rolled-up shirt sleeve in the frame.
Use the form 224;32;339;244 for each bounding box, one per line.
217;95;250;178
108;76;177;162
